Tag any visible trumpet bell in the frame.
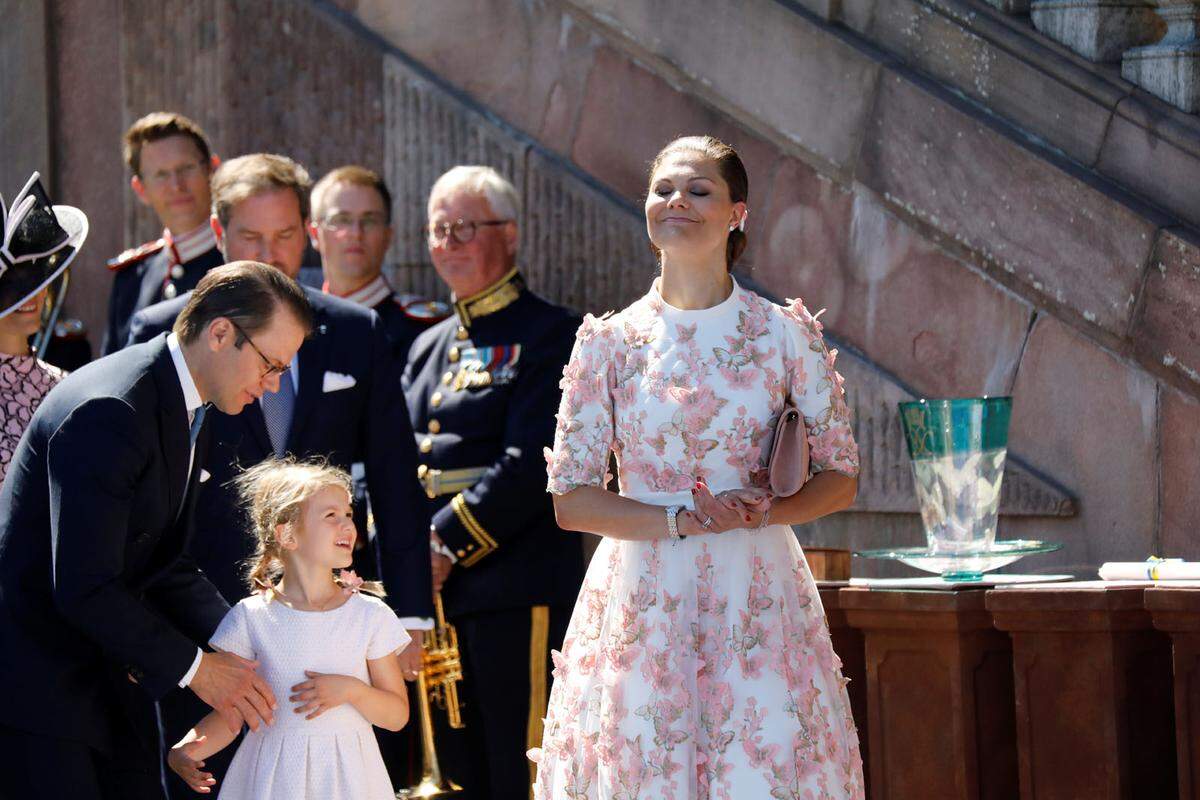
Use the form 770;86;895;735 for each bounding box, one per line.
395;777;464;798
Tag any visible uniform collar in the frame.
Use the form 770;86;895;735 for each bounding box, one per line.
323;273;392;308
165;222;218;266
453;267;524;328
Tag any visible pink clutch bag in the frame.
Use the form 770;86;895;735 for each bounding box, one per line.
768;400;809;497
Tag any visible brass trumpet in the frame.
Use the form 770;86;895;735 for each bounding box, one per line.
396;592;464;799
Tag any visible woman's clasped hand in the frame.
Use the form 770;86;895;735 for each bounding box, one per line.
678;480;773;536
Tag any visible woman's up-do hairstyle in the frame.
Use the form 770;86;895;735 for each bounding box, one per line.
646;135;749;271
235;457;384;598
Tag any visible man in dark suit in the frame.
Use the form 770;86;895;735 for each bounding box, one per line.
102;112;224;356
127;154;432;796
403;166;584;800
0;261;312;799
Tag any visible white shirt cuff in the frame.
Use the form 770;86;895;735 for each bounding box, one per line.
431;538;458;564
178;647;204;688
397;616;434;631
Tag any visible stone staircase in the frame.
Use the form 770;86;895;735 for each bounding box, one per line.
95;0;1200;572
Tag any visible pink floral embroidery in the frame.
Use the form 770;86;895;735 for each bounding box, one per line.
535;281;864;799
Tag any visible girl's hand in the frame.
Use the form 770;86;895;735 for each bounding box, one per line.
290;671;365;720
168;735;216;794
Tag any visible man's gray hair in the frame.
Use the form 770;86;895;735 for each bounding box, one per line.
428;165;520;222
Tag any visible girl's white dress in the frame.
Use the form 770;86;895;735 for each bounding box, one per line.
533;279;865;800
209;591;410;800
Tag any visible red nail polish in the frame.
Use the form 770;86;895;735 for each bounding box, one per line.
745;515;751;522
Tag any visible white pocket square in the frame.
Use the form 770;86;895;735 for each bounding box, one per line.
199;469;211;483
323;371;357;393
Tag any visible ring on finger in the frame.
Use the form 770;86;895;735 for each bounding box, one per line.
700;514;714;529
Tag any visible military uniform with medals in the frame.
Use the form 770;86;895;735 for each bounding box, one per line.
102;223;223;355
402;268;584;800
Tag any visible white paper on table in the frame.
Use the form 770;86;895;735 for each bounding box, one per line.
1098;561;1200;581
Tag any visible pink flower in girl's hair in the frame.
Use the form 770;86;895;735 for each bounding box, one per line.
338;569;364;596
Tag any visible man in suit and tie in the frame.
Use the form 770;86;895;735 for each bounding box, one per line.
127;152;432;796
0;260;312;799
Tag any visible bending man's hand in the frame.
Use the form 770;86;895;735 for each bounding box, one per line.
398;630;425;682
189;650;276;732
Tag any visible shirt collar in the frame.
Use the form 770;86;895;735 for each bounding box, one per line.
323;273;393;308
166;332;204;417
165;221;218;266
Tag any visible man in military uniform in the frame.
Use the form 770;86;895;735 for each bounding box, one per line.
309;165;449;358
102;112;223;355
403;166;584;800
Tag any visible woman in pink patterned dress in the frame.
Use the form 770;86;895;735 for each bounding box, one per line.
0;288;65;484
533;136;865;800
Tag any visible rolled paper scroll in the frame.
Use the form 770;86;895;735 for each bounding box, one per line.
1098;559;1200;581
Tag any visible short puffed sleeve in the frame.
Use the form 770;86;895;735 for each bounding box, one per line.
364;596;412;660
779;298;860;477
209;601;255;661
544;314;617;494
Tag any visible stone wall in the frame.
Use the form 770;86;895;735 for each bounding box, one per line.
20;0;1200;573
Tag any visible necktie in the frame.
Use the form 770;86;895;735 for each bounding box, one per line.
261;374;296;458
188;404;207;451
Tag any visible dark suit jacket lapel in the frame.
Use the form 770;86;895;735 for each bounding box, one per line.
150;337;189;516
242;399;273;456
287;296;331;452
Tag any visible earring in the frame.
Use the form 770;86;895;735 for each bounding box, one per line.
739;209;749;232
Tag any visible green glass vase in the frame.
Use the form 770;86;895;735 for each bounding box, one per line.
898;397;1013;564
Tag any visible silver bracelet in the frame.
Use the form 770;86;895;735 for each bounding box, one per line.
665;505;686;540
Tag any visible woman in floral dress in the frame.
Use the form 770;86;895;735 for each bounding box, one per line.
532;136;865;800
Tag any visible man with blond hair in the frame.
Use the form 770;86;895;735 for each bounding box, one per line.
129;153;432;798
103;112;223;355
310;165;447;358
403;165;583;799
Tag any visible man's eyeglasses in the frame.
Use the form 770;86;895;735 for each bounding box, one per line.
142;160;206;189
319;213;389;234
229;319;291;379
426;218;510;246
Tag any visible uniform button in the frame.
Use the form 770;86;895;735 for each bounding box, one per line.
431;392;443;408
170;264;185;279
448;347;459;363
456;549;466;558
419;438;433;454
466;543;475;550
163;283;177;299
428;419;441;434
417;464;428;479
442;371;454;385
456;326;469;340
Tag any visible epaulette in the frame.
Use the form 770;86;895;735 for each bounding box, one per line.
106;238;166;271
397;296;452;324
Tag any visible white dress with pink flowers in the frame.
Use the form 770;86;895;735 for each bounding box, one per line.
533;279;865;800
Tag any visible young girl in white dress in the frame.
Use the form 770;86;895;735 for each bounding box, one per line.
167;459;410;799
533;136;865;799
